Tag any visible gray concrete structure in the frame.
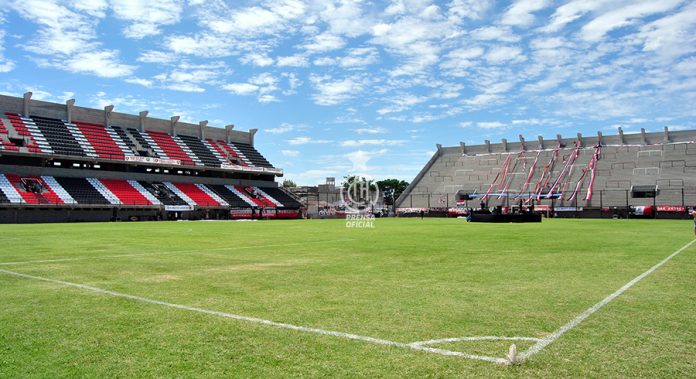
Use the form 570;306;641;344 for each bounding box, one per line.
396;129;696;212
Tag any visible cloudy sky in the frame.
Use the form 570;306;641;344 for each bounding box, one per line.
0;0;695;185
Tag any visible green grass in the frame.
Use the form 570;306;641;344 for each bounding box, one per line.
1;218;695;377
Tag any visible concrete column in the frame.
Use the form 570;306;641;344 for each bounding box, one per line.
66;99;75;123
618;127;625;145
640;128;648;145
576;133;583;147
22;92;32;116
501;138;508;152
249;128;258;146
484;140;491;153
138;111;150;132
170;116;179;136
198;120;208;140
104;105;114;127
663;126;670;143
538;136;544;150
597;131;603;146
225;124;235;143
556;134;562;146
460;141;466;155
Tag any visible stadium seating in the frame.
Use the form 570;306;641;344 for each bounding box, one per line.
136;181;187;206
177;134;223;167
0;171;299;218
145;131;197;166
165;182;226;207
216;139;252;166
30;115;91;157
258;187;303;208
233;142;274;168
1;113;276;173
54;177;111;205
3;113;52;153
74;121;134;160
99;179;153;205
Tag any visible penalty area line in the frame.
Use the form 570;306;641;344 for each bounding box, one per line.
0;268;506;364
520;238;696;361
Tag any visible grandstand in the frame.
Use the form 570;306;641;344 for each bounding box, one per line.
396;129;696;218
0;93;303;223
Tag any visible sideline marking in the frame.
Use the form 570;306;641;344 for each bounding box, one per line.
0;239;354;266
520;238;696;361
410;336;542;347
0;268;506;364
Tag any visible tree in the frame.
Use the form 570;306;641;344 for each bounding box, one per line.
342;175;370;190
282;179;297;188
375;179;409;206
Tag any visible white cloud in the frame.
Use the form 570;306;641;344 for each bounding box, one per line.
276;55;309;67
240;53;274;67
339;47;380;68
111;0;183;39
125;77;153;87
541;0;611;33
302;32;345;53
635;2;696;60
340;139;405;147
281;150;300;157
0;29;15;73
223;83;259;95
471;26;520;42
477;121;507;129
459;121;473;128
345;149;388;172
580;0;684;42
288;136;333;145
309;74;368;106
501;0;552;26
448;0;493;22
137;50;175;64
222;73;281;102
377;94;427;115
485;45;526;64
354;127;386;134
266;122;307;134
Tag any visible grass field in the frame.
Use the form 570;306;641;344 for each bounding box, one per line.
1;218;695;377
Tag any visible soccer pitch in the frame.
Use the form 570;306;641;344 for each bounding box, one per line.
1;219;694;377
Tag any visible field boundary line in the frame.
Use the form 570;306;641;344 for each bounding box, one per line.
0;239;354;266
410;336;542;347
520;238;696;361
0;267;506;364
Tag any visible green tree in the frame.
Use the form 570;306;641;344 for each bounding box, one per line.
375;179;410;206
282;179;297;188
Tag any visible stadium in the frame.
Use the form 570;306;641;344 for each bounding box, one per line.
2;1;696;378
0;93;302;223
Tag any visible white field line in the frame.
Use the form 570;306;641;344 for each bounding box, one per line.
410;336;542;347
0;239;354;266
519;238;696;361
0;268;506;364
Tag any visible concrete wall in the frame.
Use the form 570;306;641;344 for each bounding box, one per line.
397;129;696;209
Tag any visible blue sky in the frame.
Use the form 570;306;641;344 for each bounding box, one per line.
0;0;695;185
